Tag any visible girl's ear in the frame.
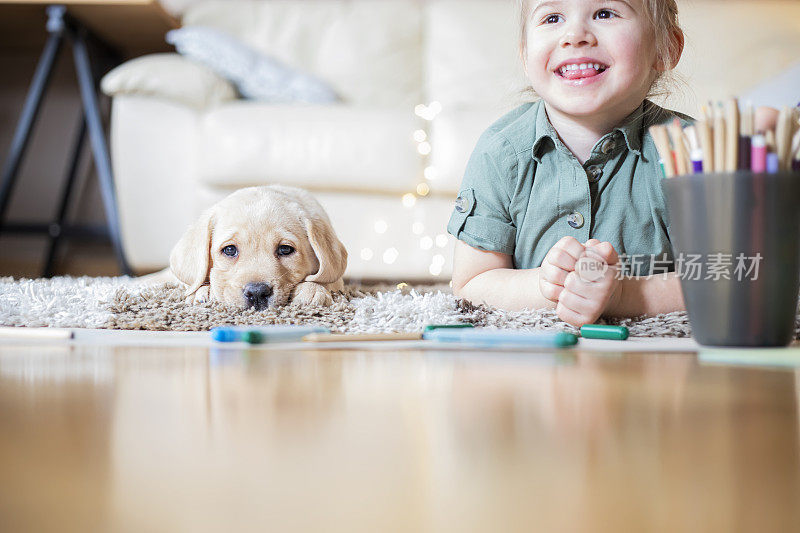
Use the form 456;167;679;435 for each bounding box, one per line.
656;28;685;72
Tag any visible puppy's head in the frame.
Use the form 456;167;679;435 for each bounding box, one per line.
169;186;347;309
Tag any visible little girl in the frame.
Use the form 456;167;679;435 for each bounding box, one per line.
449;0;689;327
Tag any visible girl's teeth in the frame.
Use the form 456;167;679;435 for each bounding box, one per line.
559;63;606;76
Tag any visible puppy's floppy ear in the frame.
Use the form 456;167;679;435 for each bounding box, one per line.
304;217;348;284
170;208;214;296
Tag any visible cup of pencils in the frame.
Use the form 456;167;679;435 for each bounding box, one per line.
654;100;800;347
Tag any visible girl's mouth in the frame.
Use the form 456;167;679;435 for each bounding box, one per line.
555;62;609;81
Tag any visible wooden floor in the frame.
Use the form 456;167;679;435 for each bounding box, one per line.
1;337;799;532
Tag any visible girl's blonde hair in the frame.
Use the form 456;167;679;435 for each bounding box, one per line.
518;0;683;97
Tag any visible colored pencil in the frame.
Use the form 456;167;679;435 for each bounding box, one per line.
0;327;73;340
713;103;726;173
649;125;676;177
751;134;767;173
684;125;704;173
725;98;739;171
775;107;791;171
695;119;715;175
668;118;690;175
303;332;423;342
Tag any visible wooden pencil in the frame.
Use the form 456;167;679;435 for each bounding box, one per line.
649;125;675;177
668;118;690;175
713;103;726;173
700;103;713;122
725;98;739;171
303;332;423;342
696;119;714;174
742;101;754;137
0;327;73;340
791;129;800;164
765;129;777;152
776;106;793;171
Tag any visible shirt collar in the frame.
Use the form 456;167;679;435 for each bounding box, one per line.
531;100;646;162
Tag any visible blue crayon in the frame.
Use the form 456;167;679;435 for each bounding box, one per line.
423;328;578;348
766;152;780;174
211;325;329;344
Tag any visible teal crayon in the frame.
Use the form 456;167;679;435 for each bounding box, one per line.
211;325;329;344
580;324;629;340
423;329;578;348
423;323;475;332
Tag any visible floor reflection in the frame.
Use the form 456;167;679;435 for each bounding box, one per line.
0;345;798;531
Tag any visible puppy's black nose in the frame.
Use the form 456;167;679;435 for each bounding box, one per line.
243;282;274;310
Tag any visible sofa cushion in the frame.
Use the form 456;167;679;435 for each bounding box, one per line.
166;27;339;104
424;0;528;108
198;102;422;193
101;53;237;110
182;0;422;107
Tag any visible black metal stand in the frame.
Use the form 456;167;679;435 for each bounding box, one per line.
0;5;132;277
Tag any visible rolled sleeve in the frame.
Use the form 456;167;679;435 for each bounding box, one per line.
447;134;517;255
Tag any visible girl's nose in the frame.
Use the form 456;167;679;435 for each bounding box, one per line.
559;20;598;48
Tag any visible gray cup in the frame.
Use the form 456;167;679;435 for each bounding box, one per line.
662;171;800;347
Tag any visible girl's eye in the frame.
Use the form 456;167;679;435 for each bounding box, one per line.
544;14;563;24
277;245;295;257
594;9;617;19
222;245;238;257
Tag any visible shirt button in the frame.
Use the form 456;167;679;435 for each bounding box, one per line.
600;138;616;154
587;165;603;182
454;196;468;213
567;212;584;229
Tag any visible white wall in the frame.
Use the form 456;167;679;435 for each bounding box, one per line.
658;0;800;115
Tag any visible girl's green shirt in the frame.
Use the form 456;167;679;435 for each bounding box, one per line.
447;99;691;275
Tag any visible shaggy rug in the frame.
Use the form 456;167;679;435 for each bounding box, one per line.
1;276;799;339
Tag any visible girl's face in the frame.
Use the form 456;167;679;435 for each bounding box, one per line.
524;0;658;121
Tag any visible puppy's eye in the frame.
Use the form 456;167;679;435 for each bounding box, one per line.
276;244;295;256
221;245;238;257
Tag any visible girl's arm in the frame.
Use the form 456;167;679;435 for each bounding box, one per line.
453;239;686;319
606;272;685;317
451;240;555;311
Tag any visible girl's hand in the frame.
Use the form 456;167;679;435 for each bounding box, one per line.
556;241;621;327
538;236;586;303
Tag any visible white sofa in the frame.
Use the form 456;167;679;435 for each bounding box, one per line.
101;0;528;281
102;0;800;281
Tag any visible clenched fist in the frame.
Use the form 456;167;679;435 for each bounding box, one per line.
538;236;586;304
555;239;622;327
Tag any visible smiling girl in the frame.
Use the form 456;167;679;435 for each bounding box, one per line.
448;0;689;327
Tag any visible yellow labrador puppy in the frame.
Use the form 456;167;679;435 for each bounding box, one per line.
170;185;347;309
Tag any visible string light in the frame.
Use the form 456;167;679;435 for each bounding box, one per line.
402;193;417;208
430;254;446;275
383;247;399;264
412;222;425;235
374;220;388;234
435;234;449;248
414;102;442;121
360;248;374;261
413;129;427;142
416;183;430;196
420;236;433;250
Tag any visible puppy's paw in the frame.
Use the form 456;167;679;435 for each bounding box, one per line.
185;284;211;305
291;281;333;307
